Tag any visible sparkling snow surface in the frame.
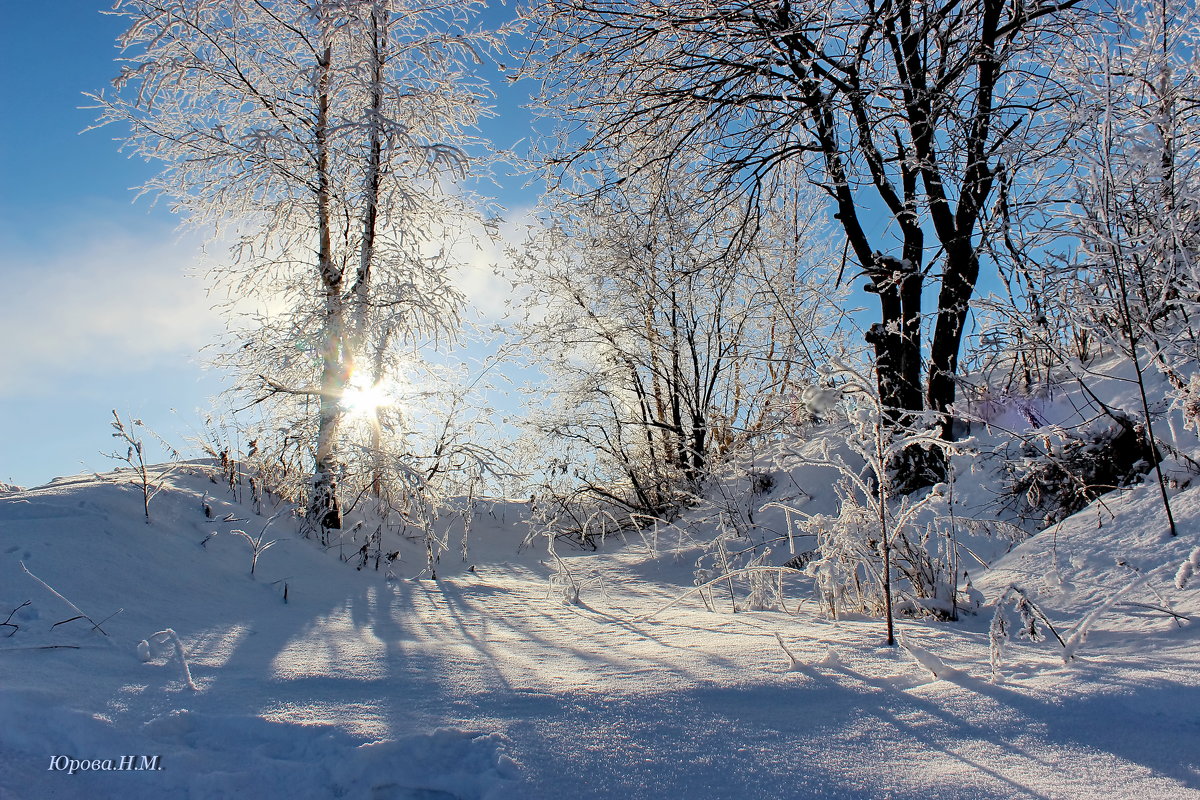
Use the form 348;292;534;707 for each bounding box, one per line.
1;464;1198;799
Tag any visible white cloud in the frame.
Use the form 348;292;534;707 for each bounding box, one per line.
453;206;540;323
1;225;223;396
0;207;541;400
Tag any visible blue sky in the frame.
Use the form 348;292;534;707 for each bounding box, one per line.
0;1;538;488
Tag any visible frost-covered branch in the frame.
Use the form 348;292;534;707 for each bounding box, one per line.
105;410;179;524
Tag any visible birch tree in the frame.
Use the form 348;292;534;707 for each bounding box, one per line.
92;0;492;526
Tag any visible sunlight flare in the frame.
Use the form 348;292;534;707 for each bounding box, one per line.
340;374;393;419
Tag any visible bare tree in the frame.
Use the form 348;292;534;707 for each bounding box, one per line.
91;0;492;526
1049;0;1200;535
514;155;844;518
518;0;1088;489
1060;0;1200;374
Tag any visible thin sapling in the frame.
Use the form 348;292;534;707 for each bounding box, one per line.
106;410;179;524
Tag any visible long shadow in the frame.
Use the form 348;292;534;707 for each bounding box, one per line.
26;471;1191;800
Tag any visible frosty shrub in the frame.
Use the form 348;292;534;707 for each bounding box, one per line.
687;535;800;615
785;362;969;643
536;519;607;606
105;411;179;525
798;477;961;621
988;586;1066;682
1000;411;1158;526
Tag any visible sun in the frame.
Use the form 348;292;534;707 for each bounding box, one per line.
340;374;393;418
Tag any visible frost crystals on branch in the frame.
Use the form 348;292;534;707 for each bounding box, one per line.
518;0;1088;490
91;0;496;529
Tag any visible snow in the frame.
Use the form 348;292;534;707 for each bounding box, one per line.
2;452;1200;798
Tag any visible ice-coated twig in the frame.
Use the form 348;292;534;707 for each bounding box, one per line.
20;562;109;636
1063;572;1148;662
635;566;804;622
773;632;801;671
899;633;961;680
545;545;607;605
989;584;1068;681
1175;547;1200;590
760;501;804;556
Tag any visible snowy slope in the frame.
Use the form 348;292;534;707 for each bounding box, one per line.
1;460;1199;799
0;468;520;799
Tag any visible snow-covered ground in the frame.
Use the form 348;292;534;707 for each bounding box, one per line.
1;454;1199;799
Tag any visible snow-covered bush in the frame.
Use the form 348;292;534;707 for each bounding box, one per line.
784;362;971;642
797;477;961;622
689;535;787;613
1000;412;1157;526
537;519;607;605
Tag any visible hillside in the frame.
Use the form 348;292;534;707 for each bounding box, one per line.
2;445;1199;798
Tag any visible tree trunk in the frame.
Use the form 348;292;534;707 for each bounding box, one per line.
865;254;942;491
309;39;344;530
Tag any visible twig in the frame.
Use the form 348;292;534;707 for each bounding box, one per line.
20;562;109;636
1;601;30;636
774;632;801;671
635;566;805;622
139;629;198;690
1117;601;1192;624
229;510;283;576
0;645;82;651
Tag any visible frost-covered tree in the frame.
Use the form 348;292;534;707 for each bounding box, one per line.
518;0;1089;490
983;0;1200;534
988;0;1200;380
1053;0;1200;535
1064;0;1200;367
514;156;844;519
91;0;492;526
